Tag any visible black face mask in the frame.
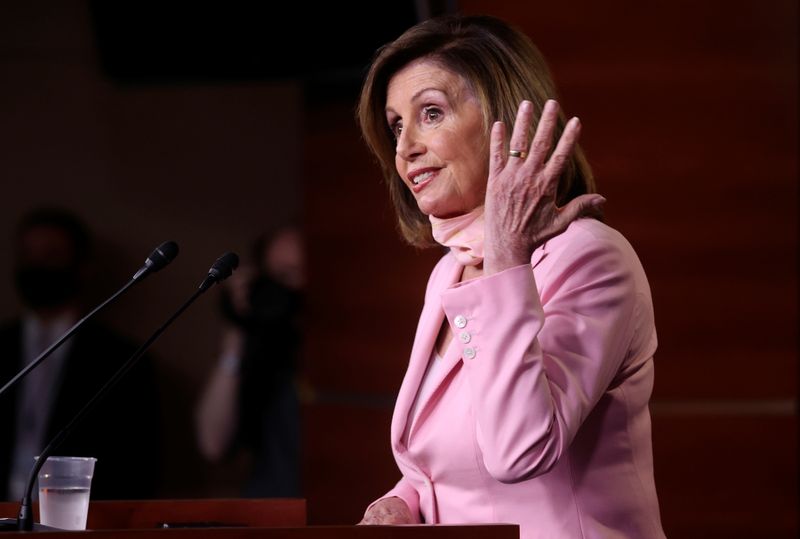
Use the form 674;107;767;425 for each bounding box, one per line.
14;266;80;309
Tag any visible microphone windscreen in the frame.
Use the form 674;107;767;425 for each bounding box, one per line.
148;241;180;272
209;252;239;282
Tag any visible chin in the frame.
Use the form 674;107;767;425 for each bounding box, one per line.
420;199;474;219
414;200;435;217
416;199;458;219
414;189;479;218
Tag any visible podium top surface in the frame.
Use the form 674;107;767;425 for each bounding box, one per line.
0;524;519;538
0;500;518;538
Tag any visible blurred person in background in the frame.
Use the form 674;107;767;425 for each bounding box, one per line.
0;207;161;501
196;225;305;497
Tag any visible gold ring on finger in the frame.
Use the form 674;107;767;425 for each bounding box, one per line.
509;149;527;159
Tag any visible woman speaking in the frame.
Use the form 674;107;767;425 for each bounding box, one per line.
356;15;666;539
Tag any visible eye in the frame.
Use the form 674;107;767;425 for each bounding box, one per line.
389;120;403;139
423;106;442;122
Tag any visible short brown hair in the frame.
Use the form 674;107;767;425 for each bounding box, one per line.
357;15;596;247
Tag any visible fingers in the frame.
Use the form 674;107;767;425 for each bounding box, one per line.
489;120;506;178
543;116;581;182
507;100;534;164
490;99;582;190
556;194;606;228
527;100;559;169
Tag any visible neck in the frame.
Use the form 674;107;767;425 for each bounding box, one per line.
461;263;484;282
429;205;485;267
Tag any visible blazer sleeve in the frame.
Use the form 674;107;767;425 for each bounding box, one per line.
440;229;642;483
365;476;422;523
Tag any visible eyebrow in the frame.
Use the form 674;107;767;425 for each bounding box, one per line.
411;86;447;103
385;86;449;115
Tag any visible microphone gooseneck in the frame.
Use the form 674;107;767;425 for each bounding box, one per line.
15;251;238;531
0;241;180;401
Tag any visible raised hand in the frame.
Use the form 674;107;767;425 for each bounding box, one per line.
483;99;605;275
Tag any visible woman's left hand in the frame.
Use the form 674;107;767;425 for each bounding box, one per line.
483;99;605;275
358;497;414;525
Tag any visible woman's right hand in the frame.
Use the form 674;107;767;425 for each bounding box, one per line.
358;497;414;525
483;99;605;275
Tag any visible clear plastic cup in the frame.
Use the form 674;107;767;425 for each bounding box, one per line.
37;456;97;530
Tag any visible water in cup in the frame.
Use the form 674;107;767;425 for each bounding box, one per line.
40;487;91;530
36;456;96;530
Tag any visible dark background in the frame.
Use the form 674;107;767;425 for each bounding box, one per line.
0;1;796;538
87;2;419;92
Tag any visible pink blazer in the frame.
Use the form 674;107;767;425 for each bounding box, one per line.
372;219;666;539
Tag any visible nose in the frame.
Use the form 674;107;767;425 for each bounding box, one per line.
396;124;425;161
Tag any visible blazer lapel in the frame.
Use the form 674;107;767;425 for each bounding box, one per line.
406;341;463;442
391;256;462;452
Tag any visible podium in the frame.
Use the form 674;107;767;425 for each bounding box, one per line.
0;499;519;538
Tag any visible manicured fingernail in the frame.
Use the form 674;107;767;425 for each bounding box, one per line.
522;100;532;110
593;196;606;206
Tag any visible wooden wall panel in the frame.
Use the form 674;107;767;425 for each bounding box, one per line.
653;414;797;538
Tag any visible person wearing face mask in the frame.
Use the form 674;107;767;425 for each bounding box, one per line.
0;207;161;501
356;15;665;539
195;226;305;497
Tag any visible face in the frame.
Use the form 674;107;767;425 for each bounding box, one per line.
385;58;489;218
16;225;77;269
264;229;305;290
15;225;82;310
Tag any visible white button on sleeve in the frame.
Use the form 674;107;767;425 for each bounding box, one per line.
463;347;476;360
458;331;471;344
454;315;467;328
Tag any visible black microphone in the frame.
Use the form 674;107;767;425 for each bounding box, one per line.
133;240;180;282
12;252;238;531
199;252;240;292
0;241;179;400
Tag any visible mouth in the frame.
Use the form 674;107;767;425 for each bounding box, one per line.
408;168;439;193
